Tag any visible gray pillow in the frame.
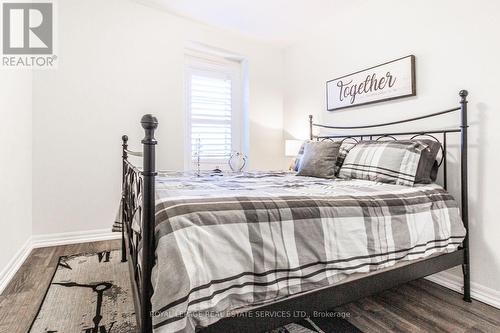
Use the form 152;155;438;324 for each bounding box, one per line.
413;139;441;184
297;141;341;178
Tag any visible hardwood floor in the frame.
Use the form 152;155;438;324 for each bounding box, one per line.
338;282;500;333
0;240;121;333
1;240;499;333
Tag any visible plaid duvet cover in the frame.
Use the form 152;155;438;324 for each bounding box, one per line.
135;171;465;333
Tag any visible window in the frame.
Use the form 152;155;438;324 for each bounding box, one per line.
185;54;243;170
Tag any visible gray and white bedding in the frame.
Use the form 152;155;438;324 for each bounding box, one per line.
143;171;466;333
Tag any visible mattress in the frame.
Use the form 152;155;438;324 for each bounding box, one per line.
134;171;466;333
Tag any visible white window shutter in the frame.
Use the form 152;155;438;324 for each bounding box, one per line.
190;73;233;164
185;54;243;170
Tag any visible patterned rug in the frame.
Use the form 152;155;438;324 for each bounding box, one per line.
29;250;136;333
29;250;361;333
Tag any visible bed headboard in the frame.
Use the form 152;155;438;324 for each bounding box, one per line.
309;90;468;191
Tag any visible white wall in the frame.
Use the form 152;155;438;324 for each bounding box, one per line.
32;0;284;235
283;1;500;294
0;71;32;272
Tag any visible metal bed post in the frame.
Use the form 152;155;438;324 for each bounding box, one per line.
459;90;471;302
121;135;129;263
141;114;158;332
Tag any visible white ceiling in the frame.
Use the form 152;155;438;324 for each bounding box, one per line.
141;0;356;46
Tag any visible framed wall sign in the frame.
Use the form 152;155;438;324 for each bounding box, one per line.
326;55;416;111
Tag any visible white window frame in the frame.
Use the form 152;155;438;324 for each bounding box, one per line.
184;52;243;170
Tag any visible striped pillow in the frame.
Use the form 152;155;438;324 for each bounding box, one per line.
338;141;428;186
334;141;357;176
292;142;306;171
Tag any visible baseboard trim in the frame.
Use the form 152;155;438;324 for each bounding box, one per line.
426;272;500;309
0;229;120;294
31;228;120;248
0;237;33;294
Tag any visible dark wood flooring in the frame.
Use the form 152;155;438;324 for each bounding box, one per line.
1;240;499;333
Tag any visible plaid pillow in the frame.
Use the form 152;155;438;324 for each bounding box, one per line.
292;142;306;171
338;141;428;186
334;141;357;176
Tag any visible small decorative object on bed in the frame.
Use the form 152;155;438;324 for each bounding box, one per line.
326;55;416;111
228;151;247;172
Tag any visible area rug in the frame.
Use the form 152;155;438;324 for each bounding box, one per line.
29;250;137;333
30;250;361;333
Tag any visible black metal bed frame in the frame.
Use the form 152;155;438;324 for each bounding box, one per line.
120;90;471;333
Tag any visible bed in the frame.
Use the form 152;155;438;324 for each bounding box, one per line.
119;90;471;333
